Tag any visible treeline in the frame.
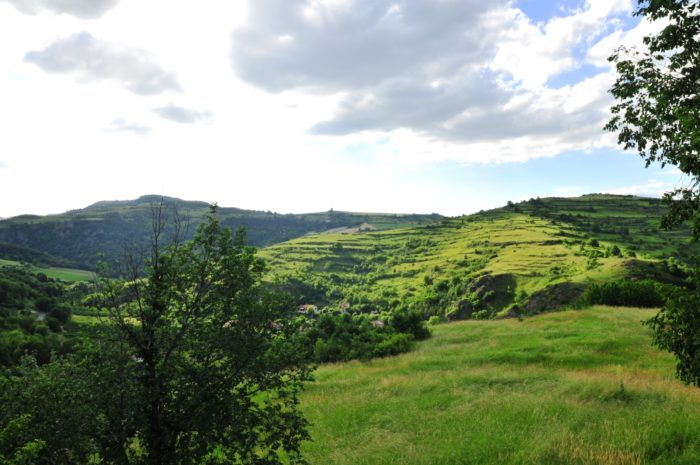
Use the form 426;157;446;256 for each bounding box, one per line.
299;308;430;363
577;279;675;308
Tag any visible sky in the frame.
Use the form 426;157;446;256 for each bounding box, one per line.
0;0;685;217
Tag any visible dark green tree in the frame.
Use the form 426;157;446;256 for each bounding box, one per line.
606;0;700;387
0;203;311;464
95;203;311;464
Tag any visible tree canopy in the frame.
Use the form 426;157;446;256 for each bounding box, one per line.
607;0;700;387
1;204;312;464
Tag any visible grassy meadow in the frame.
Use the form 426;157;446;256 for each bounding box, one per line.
0;258;94;282
31;266;95;282
297;307;700;465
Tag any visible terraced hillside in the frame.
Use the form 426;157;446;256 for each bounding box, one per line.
0;195;440;269
263;195;698;318
514;194;698;261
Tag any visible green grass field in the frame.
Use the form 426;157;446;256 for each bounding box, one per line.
0;258;20;267
296;307;700;465
0;258;95;282
31;266;96;282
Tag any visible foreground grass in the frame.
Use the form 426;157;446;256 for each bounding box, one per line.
298;307;700;465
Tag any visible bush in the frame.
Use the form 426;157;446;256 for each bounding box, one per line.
373;333;415;357
580;280;666;308
302;310;430;363
390;308;431;340
472;310;490;320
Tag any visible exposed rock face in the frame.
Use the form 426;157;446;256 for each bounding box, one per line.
516;282;586;316
447;273;517;320
447;299;474;321
467;273;516;300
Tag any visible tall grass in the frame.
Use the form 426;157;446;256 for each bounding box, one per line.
295;307;700;464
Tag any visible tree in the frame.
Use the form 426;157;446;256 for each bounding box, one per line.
97;202;311;464
0;202;312;464
606;0;700;387
645;286;700;386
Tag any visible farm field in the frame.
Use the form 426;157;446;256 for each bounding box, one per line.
296;307;700;465
31;266;95;282
0;258;95;282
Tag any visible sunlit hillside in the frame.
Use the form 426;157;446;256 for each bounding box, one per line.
263;195;696;318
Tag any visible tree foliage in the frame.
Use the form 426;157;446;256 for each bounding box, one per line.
645;282;700;386
605;0;700;236
0;267;74;367
0;204;312;464
606;0;700;387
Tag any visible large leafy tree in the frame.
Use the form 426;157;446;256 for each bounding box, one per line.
0;203;311;464
606;0;700;386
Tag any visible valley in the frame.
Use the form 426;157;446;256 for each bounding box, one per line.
2;193;699;464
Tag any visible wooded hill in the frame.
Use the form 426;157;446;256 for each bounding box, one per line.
0;195;441;269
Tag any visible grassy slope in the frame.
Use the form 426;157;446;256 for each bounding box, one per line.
262;195;696;315
34;266;95;282
298;307;700;465
0;258;94;282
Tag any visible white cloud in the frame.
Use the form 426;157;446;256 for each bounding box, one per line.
587;14;666;67
606;180;668;197
25;31;182;95
104;118;151;135
0;0;659;217
152;105;212;124
230;0;635;164
1;0;119;18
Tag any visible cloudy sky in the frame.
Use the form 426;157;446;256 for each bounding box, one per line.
0;0;685;217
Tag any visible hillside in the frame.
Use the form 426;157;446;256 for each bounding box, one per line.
0;195;441;269
296;307;700;464
263;195;698;318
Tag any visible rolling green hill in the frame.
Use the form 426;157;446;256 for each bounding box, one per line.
262;195;698;318
0;195;441;269
295;307;700;465
1;194;695;311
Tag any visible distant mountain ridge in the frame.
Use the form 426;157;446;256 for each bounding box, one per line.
0;195;442;269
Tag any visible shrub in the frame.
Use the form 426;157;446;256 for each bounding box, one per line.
580;280;666;308
390;308;431;340
373;333;415;357
472;310;490;320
